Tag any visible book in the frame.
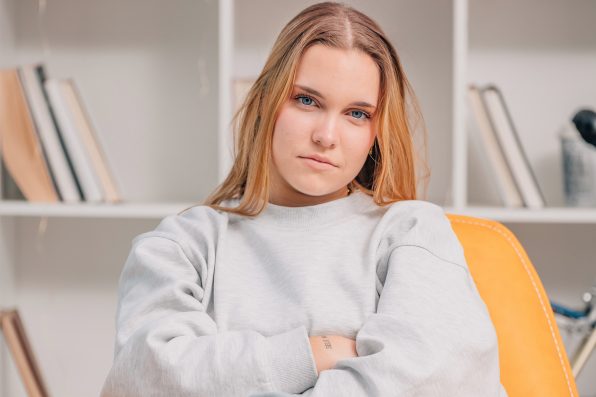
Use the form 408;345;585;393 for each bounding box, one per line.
45;78;104;202
19;64;82;203
0;68;59;202
17;67;62;201
64;79;121;203
0;309;50;397
467;84;524;207
480;85;546;209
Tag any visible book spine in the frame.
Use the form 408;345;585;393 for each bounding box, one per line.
481;85;545;208
17;68;62;201
493;86;546;207
69;80;122;203
36;65;85;202
44;79;103;202
467;84;524;207
0;69;59;202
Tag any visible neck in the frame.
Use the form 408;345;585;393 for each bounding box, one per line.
268;186;352;207
250;188;371;230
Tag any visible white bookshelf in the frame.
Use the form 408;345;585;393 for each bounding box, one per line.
3;203;596;225
0;201;197;219
448;206;596;224
1;0;596;396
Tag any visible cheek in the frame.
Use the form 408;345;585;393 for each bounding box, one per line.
348;146;371;174
345;132;374;166
272;106;312;156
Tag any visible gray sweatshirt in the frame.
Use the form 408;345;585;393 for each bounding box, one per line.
101;190;509;397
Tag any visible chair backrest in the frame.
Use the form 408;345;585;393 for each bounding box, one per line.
446;214;579;397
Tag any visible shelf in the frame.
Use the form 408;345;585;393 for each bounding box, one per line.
2;201;596;224
445;206;596;224
0;201;198;219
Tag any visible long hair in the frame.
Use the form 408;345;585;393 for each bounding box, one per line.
194;1;429;217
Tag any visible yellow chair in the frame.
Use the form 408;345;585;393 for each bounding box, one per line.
446;214;579;397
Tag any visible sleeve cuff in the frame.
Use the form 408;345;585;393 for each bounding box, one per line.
266;325;318;393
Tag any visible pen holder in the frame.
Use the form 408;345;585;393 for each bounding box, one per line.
560;127;596;207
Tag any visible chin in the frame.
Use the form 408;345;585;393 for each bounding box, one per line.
290;179;344;197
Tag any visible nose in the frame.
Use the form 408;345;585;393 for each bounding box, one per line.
312;114;339;148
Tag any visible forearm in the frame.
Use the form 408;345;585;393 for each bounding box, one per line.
103;236;319;397
308;335;358;374
300;246;505;397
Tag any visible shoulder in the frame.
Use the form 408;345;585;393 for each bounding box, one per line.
130;203;230;263
377;199;449;235
382;198;446;221
375;199;465;266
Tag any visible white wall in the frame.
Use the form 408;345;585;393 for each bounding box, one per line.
13;0;221;202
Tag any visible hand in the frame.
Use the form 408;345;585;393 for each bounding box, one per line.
308;335;358;374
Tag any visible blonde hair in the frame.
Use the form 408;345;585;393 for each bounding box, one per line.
192;1;429;217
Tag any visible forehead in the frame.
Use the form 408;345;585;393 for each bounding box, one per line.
294;44;380;105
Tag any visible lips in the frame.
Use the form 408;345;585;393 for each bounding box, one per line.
299;157;337;171
299;154;337;167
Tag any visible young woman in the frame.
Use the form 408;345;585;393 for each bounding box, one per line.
101;2;508;396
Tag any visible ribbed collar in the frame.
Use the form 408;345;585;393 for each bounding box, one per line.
238;190;375;229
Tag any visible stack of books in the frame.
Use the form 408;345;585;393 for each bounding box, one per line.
467;84;546;209
0;63;122;203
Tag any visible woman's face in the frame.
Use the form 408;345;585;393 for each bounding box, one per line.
269;44;380;207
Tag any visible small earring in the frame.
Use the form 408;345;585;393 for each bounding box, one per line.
369;146;373;156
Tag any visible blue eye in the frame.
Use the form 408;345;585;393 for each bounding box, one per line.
295;94;316;106
294;94;370;120
351;110;370;120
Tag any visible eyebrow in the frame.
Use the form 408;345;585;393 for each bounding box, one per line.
294;84;377;110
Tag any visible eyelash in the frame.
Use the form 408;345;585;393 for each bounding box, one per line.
293;93;371;121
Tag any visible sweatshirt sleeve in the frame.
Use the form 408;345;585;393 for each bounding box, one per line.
100;210;318;397
299;201;508;397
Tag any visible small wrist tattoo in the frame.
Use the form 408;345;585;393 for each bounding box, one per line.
321;335;332;350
